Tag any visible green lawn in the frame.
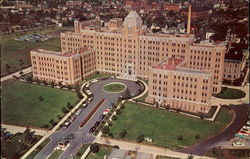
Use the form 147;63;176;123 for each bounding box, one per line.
1;80;78;128
25;138;51;159
1;27;73;76
73;144;90;159
214;87;246;99
48;149;63;159
103;83;126;92
215;107;234;124
86;145;112;159
86;73;111;81
109;102;233;149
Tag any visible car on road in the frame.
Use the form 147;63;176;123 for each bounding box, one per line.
90;79;98;83
75;109;82;116
58;139;70;149
103;108;110;115
89;127;96;133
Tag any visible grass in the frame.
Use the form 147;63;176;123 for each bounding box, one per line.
86;145;113;159
1;80;79;128
215;107;234;124
109;102;233;149
1;132;42;159
48;149;63;159
25;138;51;159
214;87;246;99
136;92;148;102
86;73;111;81
73;144;90;159
1;27;73;76
103;83;126;92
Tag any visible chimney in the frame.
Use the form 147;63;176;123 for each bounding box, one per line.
187;3;191;34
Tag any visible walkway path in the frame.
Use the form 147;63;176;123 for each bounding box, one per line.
94;137;214;159
1;124;49;136
1;67;32;82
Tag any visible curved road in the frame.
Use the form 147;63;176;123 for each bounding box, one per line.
34;78;142;159
179;104;250;156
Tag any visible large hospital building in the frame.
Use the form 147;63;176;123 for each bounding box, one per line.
31;6;226;113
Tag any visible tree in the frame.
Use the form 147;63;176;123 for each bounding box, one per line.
187;154;194;159
119;130;127;138
101;126;110;134
195;134;200;140
19;71;23;75
120;104;125;109
61;107;68;114
49;119;56;126
90;143;99;153
58;82;64;88
23;127;34;144
177;135;183;140
38;96;44;101
42;124;49;129
67;102;72;109
108;132;114;138
51;81;55;87
116;109;121;115
111;115;117;120
26;77;33;83
19;59;24;65
42;80;48;85
136;134;144;143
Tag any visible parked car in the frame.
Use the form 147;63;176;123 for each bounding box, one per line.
103;108;110;115
89;127;96;133
94;121;100;127
232;141;245;147
99;114;106;121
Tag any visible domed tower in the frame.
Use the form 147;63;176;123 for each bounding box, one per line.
122;11;146;37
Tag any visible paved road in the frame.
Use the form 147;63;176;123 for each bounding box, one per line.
1;67;32;82
34;78;142;159
178;104;250;156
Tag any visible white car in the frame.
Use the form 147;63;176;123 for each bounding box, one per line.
91;79;98;83
232;141;245;147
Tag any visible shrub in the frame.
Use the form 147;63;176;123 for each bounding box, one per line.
120;104;125;109
111;115;117;120
136;134;144;143
119;130;127;138
116;109;121;115
90;143;99;153
38;96;44;101
113;145;119;149
108;132;114;138
195;134;200;140
102;126;110;134
177;135;183;140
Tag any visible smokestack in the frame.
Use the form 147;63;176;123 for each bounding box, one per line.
187;3;191;34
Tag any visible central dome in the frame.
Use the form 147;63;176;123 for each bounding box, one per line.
123;11;142;27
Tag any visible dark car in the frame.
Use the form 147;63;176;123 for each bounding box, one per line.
99;114;106;121
89;127;96;133
94;121;100;127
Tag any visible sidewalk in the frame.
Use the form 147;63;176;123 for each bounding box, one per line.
94;137;215;159
1;124;49;136
1;67;32;82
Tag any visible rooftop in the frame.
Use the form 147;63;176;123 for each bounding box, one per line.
153;58;184;70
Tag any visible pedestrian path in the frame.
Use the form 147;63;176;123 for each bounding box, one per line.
1;124;49;136
94;137;215;159
1;67;32;82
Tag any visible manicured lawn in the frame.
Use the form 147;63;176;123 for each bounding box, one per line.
136;92;148;102
86;73;111;81
109;102;232;149
103;83;126;92
214;87;246;99
1;27;72;76
48;149;63;159
215;107;234;125
1;80;79;128
25;138;51;159
73;144;90;159
86;145;112;159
